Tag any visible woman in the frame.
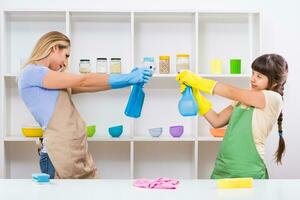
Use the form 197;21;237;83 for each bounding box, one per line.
176;54;288;179
18;31;152;179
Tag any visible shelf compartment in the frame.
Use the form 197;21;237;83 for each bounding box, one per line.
3;11;66;74
4;79;39;137
69;12;132;73
3;81;132;138
89;141;131;179
4;142;40;178
198;13;259;75
198;141;221;179
134;141;195;179
72;89;133;138
4;139;131;179
134;12;196;73
133;88;197;137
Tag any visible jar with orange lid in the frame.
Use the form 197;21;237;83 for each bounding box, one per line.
159;56;170;74
176;54;190;73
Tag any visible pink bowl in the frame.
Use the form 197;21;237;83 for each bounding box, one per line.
169;126;184;137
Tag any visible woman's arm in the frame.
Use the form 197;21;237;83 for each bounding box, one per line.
43;71;110;89
71;86;111;94
204;105;233;128
213;83;266;109
43;67;152;92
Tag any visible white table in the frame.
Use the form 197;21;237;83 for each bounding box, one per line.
0;179;299;200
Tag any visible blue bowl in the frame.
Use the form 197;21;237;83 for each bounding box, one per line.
149;127;163;137
108;125;123;137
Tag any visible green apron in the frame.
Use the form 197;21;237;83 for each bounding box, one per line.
211;104;268;179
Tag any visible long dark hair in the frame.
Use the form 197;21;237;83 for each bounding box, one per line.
251;54;288;164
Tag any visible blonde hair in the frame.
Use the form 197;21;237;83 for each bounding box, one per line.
25;31;70;69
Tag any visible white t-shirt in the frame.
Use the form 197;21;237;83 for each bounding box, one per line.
232;90;283;160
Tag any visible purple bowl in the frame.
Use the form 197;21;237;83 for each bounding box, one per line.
169;126;184;137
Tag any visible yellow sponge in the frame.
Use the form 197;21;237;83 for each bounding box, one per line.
217;178;253;189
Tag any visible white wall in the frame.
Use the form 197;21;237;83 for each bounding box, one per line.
1;0;300;178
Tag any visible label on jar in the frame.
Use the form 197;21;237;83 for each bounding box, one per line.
79;66;91;73
97;62;108;73
110;63;121;73
159;60;170;74
176;63;189;73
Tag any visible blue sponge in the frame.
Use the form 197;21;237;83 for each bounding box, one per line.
32;173;50;183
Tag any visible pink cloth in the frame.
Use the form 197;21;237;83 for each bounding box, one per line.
133;177;179;189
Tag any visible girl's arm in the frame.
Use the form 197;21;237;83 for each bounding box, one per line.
176;70;266;109
204;105;233;128
213;83;266;109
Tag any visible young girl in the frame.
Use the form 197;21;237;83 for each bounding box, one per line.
176;54;288;179
18;31;152;179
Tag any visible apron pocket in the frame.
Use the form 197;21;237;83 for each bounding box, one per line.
69;133;90;177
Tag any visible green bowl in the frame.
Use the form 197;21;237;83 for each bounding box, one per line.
86;125;96;137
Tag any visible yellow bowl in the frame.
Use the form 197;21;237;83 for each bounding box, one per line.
22;127;43;137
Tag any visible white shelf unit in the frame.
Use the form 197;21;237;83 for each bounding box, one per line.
0;10;260;179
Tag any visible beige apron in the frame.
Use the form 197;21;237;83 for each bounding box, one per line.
43;89;98;179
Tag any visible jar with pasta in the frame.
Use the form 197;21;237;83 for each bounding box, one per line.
159;56;170;74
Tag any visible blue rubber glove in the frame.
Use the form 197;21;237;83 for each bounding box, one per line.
109;67;153;89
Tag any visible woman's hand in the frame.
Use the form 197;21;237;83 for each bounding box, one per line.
127;67;153;85
109;67;153;89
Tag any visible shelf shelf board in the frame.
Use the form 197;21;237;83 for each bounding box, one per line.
4;136;221;142
2;73;250;79
4;136;39;142
87;137;132;142
3;136;132;142
152;73;251;79
133;136;196;142
4;74;18;78
200;74;251;78
152;74;177;78
198;136;223;141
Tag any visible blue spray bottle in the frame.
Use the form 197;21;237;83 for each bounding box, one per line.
178;86;198;116
124;57;155;118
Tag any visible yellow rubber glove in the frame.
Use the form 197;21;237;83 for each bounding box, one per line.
176;70;217;95
180;84;212;116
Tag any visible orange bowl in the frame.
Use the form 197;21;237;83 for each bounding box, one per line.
210;128;226;137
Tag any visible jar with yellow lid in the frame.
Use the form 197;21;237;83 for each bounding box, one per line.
159;56;170;74
176;54;190;73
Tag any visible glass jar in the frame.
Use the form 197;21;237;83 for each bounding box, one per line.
96;58;108;73
143;57;155;71
176;54;190;73
110;58;121;74
210;59;222;74
159;56;170;74
79;59;91;73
